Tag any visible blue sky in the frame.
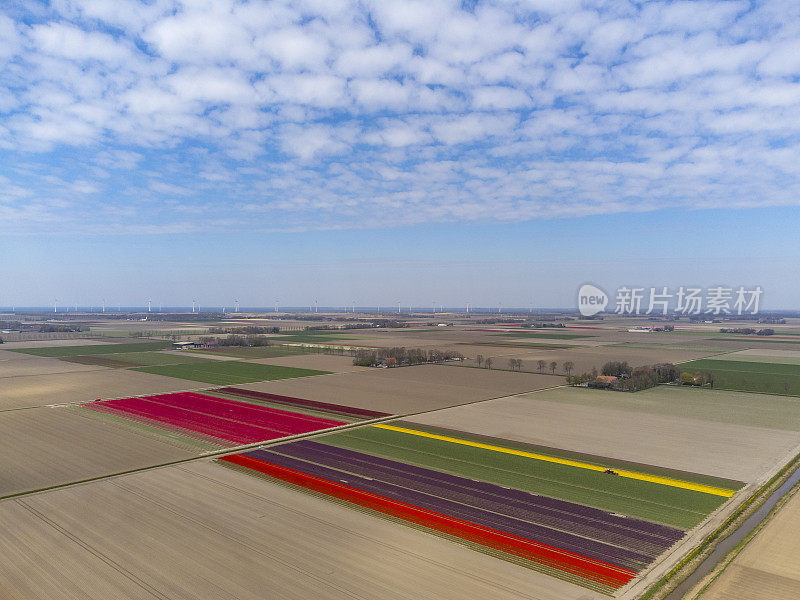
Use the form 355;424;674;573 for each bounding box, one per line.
1;1;799;308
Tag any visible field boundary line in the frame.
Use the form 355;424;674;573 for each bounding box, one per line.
0;382;580;502
372;424;735;498
15;499;170;600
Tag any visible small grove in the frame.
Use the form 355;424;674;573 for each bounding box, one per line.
565;361;715;392
353;346;464;367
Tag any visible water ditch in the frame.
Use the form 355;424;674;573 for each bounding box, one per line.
664;465;800;599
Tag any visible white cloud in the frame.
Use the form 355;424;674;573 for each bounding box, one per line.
472;86;530;110
30;22;133;64
1;0;800;234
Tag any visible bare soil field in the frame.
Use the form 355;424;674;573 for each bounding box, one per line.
454;345;720;375
521;385;800;432
0;338;128;349
698;487;800;600
0;368;201;410
0;460;603;600
0;406;197;497
238;365;563;415
716;348;800;364
410;390;800;482
249;353;372;373
0;354;106;378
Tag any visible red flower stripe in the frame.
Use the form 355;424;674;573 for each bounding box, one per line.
220;453;636;588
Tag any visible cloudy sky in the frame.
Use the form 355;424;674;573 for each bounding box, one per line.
1;1;799;307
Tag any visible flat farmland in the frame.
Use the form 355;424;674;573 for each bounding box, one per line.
246;353;372;373
0;352;106;377
0;461;604;600
79;350;220;367
237;365;563;414
191;345;311;359
312;424;738;529
0;338;118;349
9;341;172;357
0;406;197;497
132;361;329;385
410;389;800;482
523;385;800;432
679;358;800;395
720;348;800;364
0;368;199;410
698;486;800;600
453;345;720;375
82;391;347;447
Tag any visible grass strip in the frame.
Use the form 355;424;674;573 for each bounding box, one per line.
320;428;722;529
132;361;328;385
374;424;736;498
10;341;172;357
394;421;744;491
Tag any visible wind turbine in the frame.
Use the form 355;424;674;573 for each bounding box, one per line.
234;299;240;313
191;300;196;313
466;302;470;314
102;299;105;313
147;300;152;312
315;300;318;313
54;299;58;313
275;299;278;313
397;301;401;314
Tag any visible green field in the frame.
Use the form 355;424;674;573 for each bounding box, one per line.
680;358;800;395
715;353;800;365
714;337;800;345
493;332;595;340
190;346;310;359
133;361;329;385
318;425;733;529
11;341;172;357
96;351;215;366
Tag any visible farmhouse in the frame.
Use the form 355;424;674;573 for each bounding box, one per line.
172;341;203;350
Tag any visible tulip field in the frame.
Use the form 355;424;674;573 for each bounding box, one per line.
220;420;744;592
82;392;347;446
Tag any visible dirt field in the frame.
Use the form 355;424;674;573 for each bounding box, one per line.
249;353;372;373
0;353;106;378
410;390;800;482
0;368;202;410
699;487;800;600
0;406;197;497
452;345;721;375
0;460;605;600
238;365;563;415
716;348;800;364
520;385;800;432
0;338;116;349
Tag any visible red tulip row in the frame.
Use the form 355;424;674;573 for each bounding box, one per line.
221;452;636;589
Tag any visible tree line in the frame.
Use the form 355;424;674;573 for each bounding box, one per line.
353;346;465;367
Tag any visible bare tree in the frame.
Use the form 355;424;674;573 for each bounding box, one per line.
485;357;493;369
508;358;516;371
476;354;484;368
549;361;557;374
537;359;546;373
563;361;574;376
